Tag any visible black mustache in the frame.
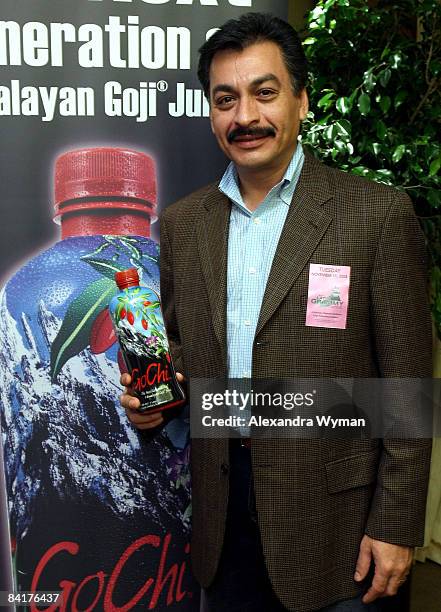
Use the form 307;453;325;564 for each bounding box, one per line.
227;126;276;144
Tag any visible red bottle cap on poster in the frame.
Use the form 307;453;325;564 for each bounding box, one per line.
54;147;157;220
115;268;140;290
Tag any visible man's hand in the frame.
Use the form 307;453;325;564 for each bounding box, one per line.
354;535;412;603
119;372;186;430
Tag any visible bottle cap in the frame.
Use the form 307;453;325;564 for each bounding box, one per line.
115;268;140;290
54;147;157;221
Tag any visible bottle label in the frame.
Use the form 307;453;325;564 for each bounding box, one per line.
110;286;183;411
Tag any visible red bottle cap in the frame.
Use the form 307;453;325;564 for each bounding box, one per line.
115;268;140;290
54;147;157;221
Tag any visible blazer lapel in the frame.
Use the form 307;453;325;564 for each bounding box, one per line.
255;153;334;337
195;186;230;362
194;153;334;354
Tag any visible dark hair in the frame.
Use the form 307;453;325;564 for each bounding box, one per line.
197;12;308;99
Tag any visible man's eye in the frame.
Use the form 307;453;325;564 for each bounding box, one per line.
258;89;276;98
216;96;235;106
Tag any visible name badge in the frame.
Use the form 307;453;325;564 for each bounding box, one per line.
306;263;351;329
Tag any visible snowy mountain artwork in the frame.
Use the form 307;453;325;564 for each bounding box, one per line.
0;235;198;611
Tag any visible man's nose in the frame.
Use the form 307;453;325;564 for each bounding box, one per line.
233;96;259;126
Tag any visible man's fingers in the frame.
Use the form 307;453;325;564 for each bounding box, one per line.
354;535;372;582
362;570;389;604
120;373;132;387
124;407;164;428
120;371;169;428
131;417;164;430
132;414;164;429
361;539;413;602
176;372;186;383
120;393;140;411
119;371;138;409
383;573;409;597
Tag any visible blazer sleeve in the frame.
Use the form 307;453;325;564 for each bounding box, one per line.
159;209;185;376
365;190;433;547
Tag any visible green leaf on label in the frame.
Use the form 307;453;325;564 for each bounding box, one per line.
151;314;161;327
80;257;127;280
119;238;143;261
392;145;406;163
116;302;125;320
82;241;112;259
358;93;371;116
50;277;117;382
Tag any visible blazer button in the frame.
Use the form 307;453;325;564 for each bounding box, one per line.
220;463;229;475
255;341;269;347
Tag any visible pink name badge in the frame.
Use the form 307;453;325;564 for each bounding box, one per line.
305;264;351;329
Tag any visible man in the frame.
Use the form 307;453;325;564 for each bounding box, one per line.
120;13;432;612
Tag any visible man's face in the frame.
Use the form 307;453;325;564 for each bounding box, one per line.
209;41;308;175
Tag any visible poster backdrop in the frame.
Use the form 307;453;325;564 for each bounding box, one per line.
0;1;288;610
1;0;286;273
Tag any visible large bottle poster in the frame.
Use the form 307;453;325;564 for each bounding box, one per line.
0;1;288;610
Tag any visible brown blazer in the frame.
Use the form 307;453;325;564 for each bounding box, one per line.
159;152;432;611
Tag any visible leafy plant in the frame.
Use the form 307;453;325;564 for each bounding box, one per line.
301;0;441;335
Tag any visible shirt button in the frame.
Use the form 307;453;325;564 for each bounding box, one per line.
243;370;251;377
244;320;251;326
249;267;256;274
253;217;261;225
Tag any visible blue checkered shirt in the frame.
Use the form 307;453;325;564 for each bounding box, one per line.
219;144;305;384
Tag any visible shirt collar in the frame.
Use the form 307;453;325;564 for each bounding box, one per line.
218;143;304;212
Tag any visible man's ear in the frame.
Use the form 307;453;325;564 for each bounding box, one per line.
299;89;309;121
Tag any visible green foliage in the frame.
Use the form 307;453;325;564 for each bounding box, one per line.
301;0;441;335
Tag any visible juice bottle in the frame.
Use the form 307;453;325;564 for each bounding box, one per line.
0;147;197;608
110;267;185;413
